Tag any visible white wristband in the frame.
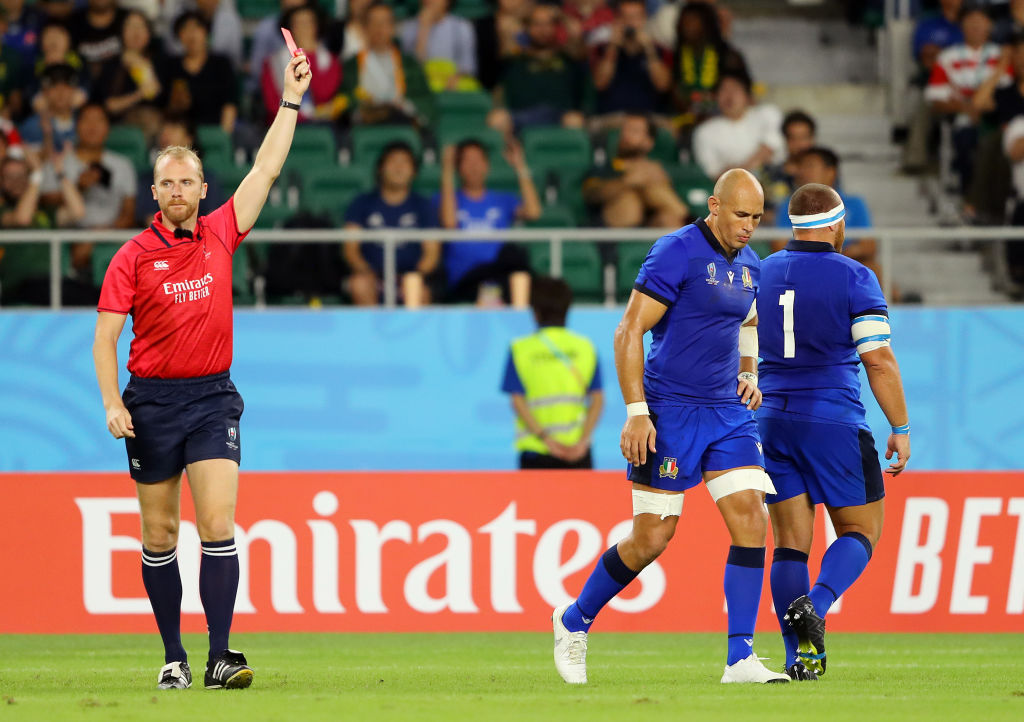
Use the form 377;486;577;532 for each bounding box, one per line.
626;401;649;417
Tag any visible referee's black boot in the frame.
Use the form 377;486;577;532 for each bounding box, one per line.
204;649;253;689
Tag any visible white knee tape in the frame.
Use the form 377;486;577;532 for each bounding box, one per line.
704;469;776;503
632;489;685;520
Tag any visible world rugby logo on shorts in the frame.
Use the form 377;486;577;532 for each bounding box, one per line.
227;426;238;450
705;263;718;286
658;458;679;479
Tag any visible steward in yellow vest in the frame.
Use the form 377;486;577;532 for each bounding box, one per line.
501;276;604;469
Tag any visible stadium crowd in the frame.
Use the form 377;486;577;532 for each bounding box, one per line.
0;0;874;307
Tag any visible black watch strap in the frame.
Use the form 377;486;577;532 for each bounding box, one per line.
279;98;301;111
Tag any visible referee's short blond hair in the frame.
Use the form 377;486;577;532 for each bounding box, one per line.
154;145;204;183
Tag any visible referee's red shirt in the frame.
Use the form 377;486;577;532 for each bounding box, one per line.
98;198;249;379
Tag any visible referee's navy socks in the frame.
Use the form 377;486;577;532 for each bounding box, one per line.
561;546;639;633
724;545;766;666
770;547;809;667
141;546;187;664
200;538;240;663
809;532;872;618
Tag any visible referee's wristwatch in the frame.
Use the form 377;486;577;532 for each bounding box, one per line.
279;98;301;111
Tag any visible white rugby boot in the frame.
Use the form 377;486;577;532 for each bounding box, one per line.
721;653;790;684
552;603;588;684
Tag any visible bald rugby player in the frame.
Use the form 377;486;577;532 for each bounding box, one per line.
92;53;312;690
551;169;790;685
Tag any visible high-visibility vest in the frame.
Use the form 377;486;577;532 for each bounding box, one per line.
510;326;598;454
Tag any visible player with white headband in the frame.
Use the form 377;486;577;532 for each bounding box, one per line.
756;182;911;680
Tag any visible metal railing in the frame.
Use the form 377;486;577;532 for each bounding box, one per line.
0;225;1018;308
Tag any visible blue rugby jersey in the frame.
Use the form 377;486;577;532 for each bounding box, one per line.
757;240;888;427
634;218;760;405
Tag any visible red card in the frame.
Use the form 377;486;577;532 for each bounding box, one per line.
281;28;301;57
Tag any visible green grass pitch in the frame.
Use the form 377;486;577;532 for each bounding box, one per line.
1;633;1021;721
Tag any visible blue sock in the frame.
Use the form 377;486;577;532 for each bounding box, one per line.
725;546;766;665
200;538;240;663
770;547;810;667
141;547;187;664
809;532;872;618
561;546;639;633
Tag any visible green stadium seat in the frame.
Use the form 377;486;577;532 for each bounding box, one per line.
302;187;362;224
525;204;577;228
452;0;492;20
436;90;492;122
90;243;122;289
283;126;338;175
300;165;372;203
606;126;678;166
233;246;254;304
238;0;278;20
670;163;714;208
252;204;295;230
413;164;441;196
553;167;588;224
350;125;422;164
196;125;234;168
522;127;592;177
105;125;148;172
616;242;653;301
527;241;603;302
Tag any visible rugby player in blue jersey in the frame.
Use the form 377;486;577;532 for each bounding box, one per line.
756;183;910;680
552;169;789;685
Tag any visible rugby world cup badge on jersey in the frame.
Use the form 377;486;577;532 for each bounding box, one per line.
705;263;718;285
742;266;753;289
658;457;679;479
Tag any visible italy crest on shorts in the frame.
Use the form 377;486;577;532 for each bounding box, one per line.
658;457;679;479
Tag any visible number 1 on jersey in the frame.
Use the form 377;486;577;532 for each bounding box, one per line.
779;290;795;358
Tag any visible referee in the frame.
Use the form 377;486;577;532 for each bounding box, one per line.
92;54;311;691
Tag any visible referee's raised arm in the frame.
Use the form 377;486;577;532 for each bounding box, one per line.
233;53;312;233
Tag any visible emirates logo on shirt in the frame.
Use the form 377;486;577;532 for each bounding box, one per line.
163;273;214;304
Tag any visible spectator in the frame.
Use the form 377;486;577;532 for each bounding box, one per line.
339;1;434;127
501;275;604;470
92;11;163;137
39;103;135;232
590;0;672;125
438;139;539;306
0;8;26;120
162;11;237;135
487;3;587;136
562;0;616;56
339;0;372;60
913;0;963;81
692;70;784;179
924;4;1006;192
1003;112;1024;283
261;3;342;124
37;1;75;23
400;0;477;92
342;142;441;307
781;110;816;180
162;0;243;69
33;21;85;84
0;149;86;304
669;1;748;126
583;112;688;228
775;147;880;281
19;63;79;151
2;0;45;66
473;0;529;90
247;0;306;93
68;0;127;85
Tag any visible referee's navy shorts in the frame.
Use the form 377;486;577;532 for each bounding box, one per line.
122;371;244;484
